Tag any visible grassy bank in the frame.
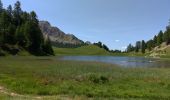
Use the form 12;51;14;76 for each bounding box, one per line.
53;45;149;57
0;57;170;99
53;45;110;56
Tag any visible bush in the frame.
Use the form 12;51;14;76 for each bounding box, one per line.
88;74;109;84
1;44;19;55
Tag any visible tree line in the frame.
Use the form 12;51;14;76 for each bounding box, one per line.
94;42;124;53
52;42;87;48
0;0;54;56
126;21;170;53
94;42;110;51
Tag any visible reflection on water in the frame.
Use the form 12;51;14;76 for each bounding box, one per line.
61;56;170;68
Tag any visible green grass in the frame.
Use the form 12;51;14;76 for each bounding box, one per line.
159;46;170;58
0;57;170;99
53;45;148;57
53;45;110;56
112;52;148;57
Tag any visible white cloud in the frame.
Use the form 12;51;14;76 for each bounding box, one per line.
115;40;120;42
121;46;127;49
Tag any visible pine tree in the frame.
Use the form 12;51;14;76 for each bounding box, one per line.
127;44;134;52
21;12;30;23
13;1;22;26
0;11;11;43
153;35;157;47
166;28;170;44
94;41;102;48
42;35;54;55
103;44;109;51
0;0;3;13
24;11;44;54
0;0;54;56
168;19;170;29
7;5;12;18
30;11;38;24
0;11;10;33
135;41;141;52
6;24;16;44
146;40;153;51
141;40;146;53
15;25;27;47
157;30;163;45
164;21;170;44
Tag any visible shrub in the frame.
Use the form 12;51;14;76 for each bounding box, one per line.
88;74;109;84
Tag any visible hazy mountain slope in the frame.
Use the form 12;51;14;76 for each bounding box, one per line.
39;21;84;45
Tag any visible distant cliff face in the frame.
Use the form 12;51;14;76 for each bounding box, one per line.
39;21;84;45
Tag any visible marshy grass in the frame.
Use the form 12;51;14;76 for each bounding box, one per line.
0;56;169;99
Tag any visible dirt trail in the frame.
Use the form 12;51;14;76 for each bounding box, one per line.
0;86;20;97
0;86;87;100
0;86;44;99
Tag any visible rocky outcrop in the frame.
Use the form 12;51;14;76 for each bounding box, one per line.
39;21;84;45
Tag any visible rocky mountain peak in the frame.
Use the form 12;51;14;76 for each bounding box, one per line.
39;21;84;45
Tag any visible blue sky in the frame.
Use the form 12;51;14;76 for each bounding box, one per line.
2;0;170;50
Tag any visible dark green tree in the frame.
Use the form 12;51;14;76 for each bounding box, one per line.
0;0;3;13
7;5;12;18
163;25;170;44
0;11;11;43
30;11;38;23
24;12;44;54
94;41;102;48
146;40;153;51
141;40;146;53
0;0;54;56
6;24;16;44
153;35;157;47
0;11;10;32
127;44;134;52
157;30;163;45
15;25;27;46
163;30;169;43
42;35;54;55
168;19;170;29
21;12;30;23
13;1;22;26
103;44;109;51
135;41;141;52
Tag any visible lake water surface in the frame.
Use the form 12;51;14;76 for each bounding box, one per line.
61;56;170;68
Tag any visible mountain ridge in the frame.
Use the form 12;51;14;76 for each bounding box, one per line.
39;21;84;45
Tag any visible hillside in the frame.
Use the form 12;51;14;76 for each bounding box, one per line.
54;45;110;55
39;21;84;46
126;21;170;57
149;43;170;58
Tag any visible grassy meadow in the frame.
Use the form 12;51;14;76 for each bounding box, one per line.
53;45;110;56
0;56;170;99
53;45;150;57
